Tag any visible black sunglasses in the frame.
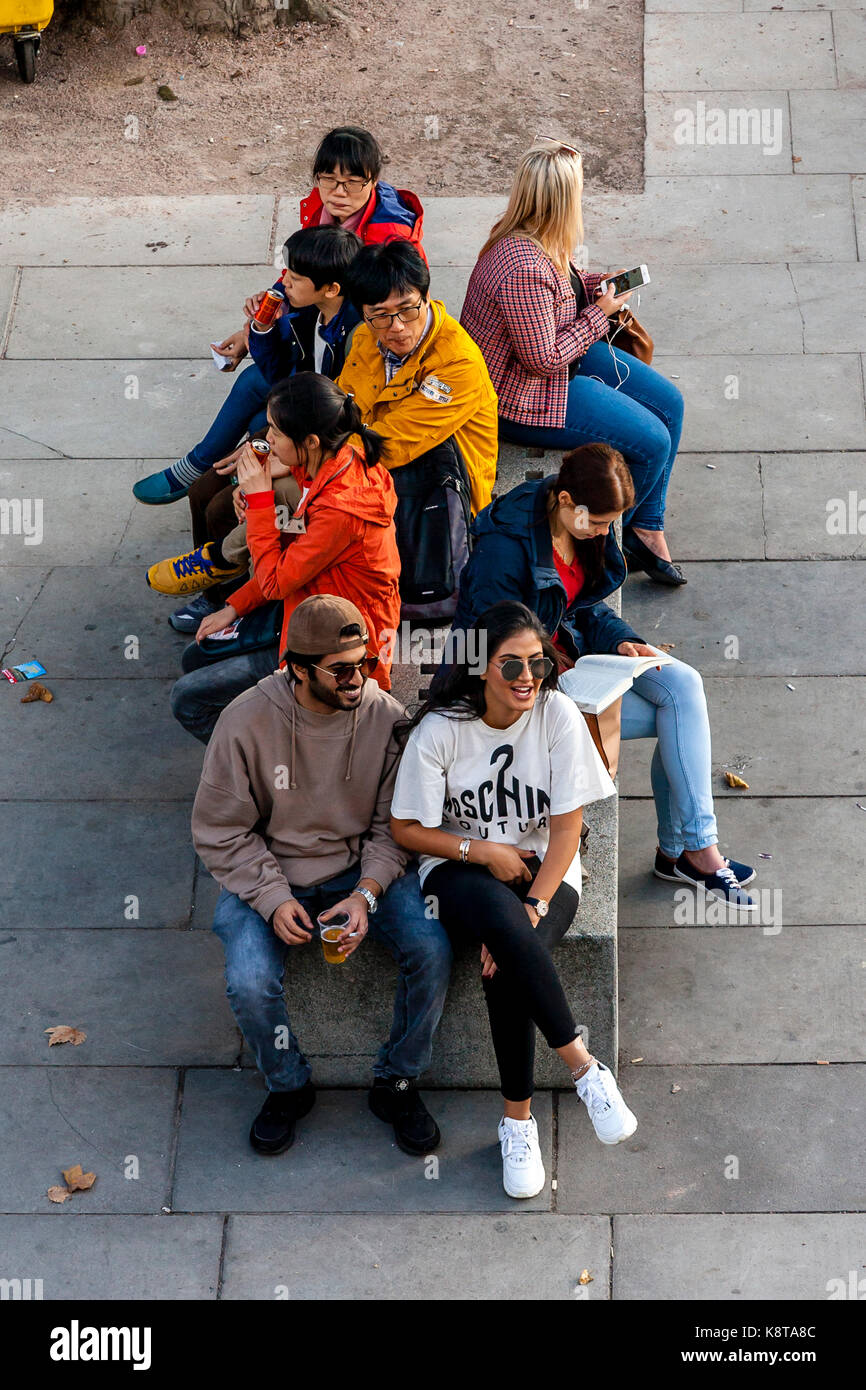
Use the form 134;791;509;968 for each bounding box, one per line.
311;655;379;686
495;657;554;682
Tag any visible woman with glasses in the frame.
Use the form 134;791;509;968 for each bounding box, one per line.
169;374;401;744
391;600;637;1201
444;445;757;909
461;138;686;586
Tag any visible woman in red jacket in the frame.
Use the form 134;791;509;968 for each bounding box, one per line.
461;138;686;586
170;374;401;743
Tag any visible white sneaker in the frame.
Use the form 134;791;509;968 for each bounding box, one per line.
575;1062;638;1145
498;1115;546;1199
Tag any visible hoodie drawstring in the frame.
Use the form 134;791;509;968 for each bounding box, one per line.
345;705;358;781
289;702;297;790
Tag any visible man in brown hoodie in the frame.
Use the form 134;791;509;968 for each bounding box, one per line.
192;595;452;1157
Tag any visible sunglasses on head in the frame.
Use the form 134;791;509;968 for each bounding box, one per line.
311;655;379;686
495;656;554;682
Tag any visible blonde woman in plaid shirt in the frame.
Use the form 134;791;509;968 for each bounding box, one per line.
461;138;686;587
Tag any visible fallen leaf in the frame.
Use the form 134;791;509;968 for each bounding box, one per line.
45;1026;87;1047
658;642;676;652
47;1186;71;1204
793;156;802;163
630;1056;644;1063
578;1269;593;1285
157;84;178;101
62;1164;96;1192
724;772;749;789
21;682;53;703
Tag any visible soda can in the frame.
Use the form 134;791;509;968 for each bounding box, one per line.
251;439;271;457
253;288;285;327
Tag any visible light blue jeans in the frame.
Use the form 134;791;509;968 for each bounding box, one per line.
212;865;453;1092
619;657;718;856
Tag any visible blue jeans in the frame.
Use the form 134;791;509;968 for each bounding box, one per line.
499;341;684;530
170;642;280;744
187;361;270;472
619;656;718;856
212;865;453;1091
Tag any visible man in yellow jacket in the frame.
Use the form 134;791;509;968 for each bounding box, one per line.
338;242;498;517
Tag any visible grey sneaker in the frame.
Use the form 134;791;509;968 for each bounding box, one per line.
168;592;216;633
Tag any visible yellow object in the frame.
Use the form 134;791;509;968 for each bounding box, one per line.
338;298;499;517
0;0;53;34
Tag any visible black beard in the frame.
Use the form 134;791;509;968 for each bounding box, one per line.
307;671;361;710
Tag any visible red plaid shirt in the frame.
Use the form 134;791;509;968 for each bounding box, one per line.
460;236;609;427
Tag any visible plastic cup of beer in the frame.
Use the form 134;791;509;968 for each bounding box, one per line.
318;910;351;964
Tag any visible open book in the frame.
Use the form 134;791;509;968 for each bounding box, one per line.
558;646;674;715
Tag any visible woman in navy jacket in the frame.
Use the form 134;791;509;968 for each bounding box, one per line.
448;443;756;908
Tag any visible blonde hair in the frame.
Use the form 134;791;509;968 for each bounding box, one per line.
479;140;584;276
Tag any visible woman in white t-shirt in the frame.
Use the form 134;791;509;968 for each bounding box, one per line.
391;600;638;1200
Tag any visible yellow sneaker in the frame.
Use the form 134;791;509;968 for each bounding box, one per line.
146;543;246;596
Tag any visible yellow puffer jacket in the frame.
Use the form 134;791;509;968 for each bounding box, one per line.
337;299;498;516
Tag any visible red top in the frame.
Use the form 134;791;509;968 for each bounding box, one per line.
552;548;585;659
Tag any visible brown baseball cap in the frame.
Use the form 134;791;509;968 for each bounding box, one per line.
282;595;369;660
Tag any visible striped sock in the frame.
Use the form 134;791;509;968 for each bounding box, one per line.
168;454;210;488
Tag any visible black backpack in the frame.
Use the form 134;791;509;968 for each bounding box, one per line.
392;440;472;621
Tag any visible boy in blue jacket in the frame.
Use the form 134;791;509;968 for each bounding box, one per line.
132;225;362;506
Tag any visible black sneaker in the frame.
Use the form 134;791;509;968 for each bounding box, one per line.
368;1076;441;1156
249;1080;316;1155
653;847;756;886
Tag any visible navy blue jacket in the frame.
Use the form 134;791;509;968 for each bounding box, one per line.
450;475;644;661
248;298;361;386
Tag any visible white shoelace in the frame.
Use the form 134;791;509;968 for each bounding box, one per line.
501;1121;536;1164
577;1067;614;1118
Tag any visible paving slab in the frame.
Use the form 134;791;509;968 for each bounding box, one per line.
8;266;273;359
0;264;17;333
645;93;791;176
639;266;801;355
0;930;237;1066
790;265;866;353
654;353;865;452
0;196;275;267
0;802;194;930
761;452;866;557
556;1064;866;1213
0;1214;222;1300
0;564;48;637
222;1213;611;1300
613;1213;866;1300
621;561;865;675
616;677;866;796
618;796;866;927
745;0;865;8
0;679;204;801
655;453;765;559
790;91;866;173
428;264;472;319
855;176;866;252
0;360;232;459
645;14;837;91
619;927;866;1062
589;176;856;265
4;565;191;679
173;1076;553;1213
649;0;743;10
834;10;866;88
0;429;64;460
0;1067;177;1213
413;197;506;266
115;470;209;566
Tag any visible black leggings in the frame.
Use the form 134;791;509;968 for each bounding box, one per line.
425;858;579;1101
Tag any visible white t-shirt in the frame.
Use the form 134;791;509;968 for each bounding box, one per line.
390;690;616;891
313;313;327;375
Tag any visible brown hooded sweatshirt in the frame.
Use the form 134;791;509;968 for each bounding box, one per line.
191;671;408;922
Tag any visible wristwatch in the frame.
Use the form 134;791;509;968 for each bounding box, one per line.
525;896;549;918
351;885;378;915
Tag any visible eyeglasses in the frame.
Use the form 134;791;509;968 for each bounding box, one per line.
364;300;426;331
316;174;371;194
532;133;583;159
495;657;554;682
311;655;379;686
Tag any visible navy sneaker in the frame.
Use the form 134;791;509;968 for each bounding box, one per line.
672;856;757;909
653;848;756;887
168;592;216;634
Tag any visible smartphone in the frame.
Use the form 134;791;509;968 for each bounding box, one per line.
599;265;650;297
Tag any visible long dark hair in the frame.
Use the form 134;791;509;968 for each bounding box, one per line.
267;373;383;471
398;601;559;745
549;442;634;587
